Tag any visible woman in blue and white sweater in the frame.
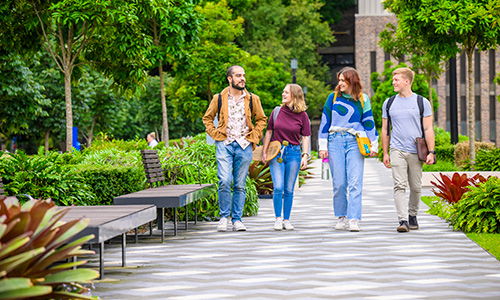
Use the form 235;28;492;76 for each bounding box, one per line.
318;67;379;232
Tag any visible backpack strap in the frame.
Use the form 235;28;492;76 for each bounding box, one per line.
249;92;253;114
417;94;425;138
217;93;222;120
385;95;397;136
272;106;281;124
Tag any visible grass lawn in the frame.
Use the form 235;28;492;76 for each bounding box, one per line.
467;233;500;261
421;196;500;261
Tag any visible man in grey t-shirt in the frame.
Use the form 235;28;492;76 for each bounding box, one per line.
381;67;435;232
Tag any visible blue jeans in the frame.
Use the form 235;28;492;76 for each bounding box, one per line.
269;144;301;220
327;132;364;220
215;141;253;222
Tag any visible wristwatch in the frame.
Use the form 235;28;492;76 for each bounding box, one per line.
302;153;309;158
428;151;435;154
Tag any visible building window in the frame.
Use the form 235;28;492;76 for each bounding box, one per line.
384;52;390;62
460;52;467;135
490;49;496;142
370;51;376;74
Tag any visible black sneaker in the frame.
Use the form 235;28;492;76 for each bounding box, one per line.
409;215;419;230
397;220;410;232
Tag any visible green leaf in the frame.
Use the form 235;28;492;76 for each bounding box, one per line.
43;268;100;284
0;286;51;300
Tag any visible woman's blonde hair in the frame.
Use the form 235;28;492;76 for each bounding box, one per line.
284;84;307;113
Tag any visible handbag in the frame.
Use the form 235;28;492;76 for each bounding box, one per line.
355;131;371;156
415;137;437;164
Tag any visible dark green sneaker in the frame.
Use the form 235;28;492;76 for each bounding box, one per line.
397;220;410;232
409;215;419;230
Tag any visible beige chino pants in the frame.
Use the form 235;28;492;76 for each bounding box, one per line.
390;148;423;221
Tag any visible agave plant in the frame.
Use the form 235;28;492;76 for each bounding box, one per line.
0;196;99;300
430;173;490;204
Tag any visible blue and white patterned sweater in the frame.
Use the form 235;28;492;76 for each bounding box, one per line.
318;92;379;152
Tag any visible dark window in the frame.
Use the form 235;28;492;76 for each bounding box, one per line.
336;54;354;65
384;52;390;62
370;51;376;74
490;49;496;142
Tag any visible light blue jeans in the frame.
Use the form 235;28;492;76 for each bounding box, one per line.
327;132;364;220
269;144;301;220
215;141;253;222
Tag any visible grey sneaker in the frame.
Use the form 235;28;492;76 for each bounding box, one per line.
217;217;228;232
349;219;360;232
397;220;410;232
274;217;283;231
409;215;419;230
283;220;294;230
232;220;247;231
335;216;347;230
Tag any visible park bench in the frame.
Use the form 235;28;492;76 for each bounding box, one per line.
113;149;216;242
59;204;156;279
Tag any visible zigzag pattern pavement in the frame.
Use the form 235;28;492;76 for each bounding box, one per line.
92;158;500;299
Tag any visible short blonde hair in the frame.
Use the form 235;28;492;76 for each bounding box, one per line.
284;84;307;113
148;132;156;139
392;67;415;85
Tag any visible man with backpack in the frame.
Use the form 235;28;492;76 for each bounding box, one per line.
381;67;435;232
202;65;267;232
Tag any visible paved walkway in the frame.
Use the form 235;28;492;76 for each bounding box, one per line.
93;158;500;300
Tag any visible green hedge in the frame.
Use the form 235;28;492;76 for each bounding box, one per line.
73;164;146;205
436;145;454;162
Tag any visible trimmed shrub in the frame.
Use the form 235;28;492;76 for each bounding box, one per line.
73;165;146;205
454;141;495;168
474;147;500;171
449;177;500;233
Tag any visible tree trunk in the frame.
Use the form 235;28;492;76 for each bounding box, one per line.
64;70;73;152
466;48;475;167
159;60;169;145
88;114;98;147
44;129;50;156
427;77;433;111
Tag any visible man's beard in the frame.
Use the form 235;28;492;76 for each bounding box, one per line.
231;81;245;91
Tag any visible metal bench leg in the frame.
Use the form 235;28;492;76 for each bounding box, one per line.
99;242;104;279
194;202;198;225
122;233;126;267
149;221;153;236
161;207;165;243
134;228;138;244
157;208;163;230
173;208;177;236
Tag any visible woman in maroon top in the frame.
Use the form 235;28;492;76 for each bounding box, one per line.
262;84;311;230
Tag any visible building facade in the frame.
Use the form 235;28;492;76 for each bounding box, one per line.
354;0;500;147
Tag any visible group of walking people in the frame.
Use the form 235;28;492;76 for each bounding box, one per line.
202;65;435;233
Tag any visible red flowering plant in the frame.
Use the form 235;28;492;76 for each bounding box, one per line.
430;173;490;204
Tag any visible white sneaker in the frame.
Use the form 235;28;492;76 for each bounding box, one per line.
335;216;347;230
283;220;294;230
232;220;247;231
217;217;228;231
274;217;283;231
349;219;360;232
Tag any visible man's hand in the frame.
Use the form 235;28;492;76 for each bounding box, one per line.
368;151;378;158
425;153;435;165
383;153;391;168
319;150;328;159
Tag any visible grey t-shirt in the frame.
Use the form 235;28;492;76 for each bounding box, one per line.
382;93;432;153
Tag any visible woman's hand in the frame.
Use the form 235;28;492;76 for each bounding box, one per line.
369;151;378;157
261;152;267;163
319;150;328;159
300;155;308;170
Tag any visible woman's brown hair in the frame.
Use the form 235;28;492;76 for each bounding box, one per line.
334;67;363;101
284;84;307;113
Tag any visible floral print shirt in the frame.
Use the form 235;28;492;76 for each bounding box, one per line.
224;91;250;149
